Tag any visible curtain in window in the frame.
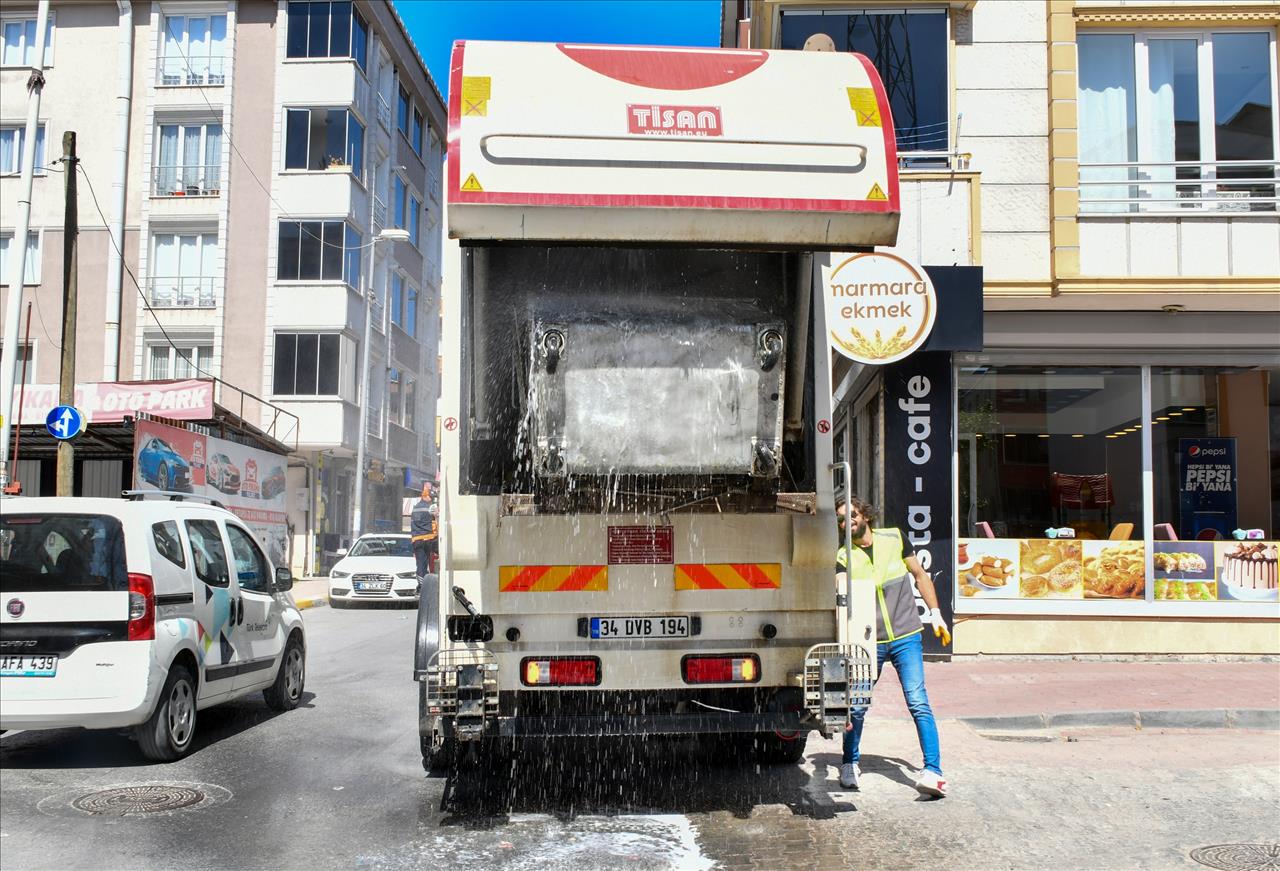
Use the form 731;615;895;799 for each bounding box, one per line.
181;126;202;192
1078;35;1137;213
162;17;184;83
150;346;171;380
174;348;194;379
187;17;208;84
0;233;40;285
2;22;24;66
199;235;217;305
158;125;179;193
1147;39;1198;206
0;129;15;173
208;16;226;83
204;124;222;192
152;234;177;304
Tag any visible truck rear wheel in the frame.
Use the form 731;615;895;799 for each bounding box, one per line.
748;730;808;764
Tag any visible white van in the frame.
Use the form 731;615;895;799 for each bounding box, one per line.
0;494;306;761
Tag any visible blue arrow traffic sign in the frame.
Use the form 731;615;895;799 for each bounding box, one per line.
45;405;85;441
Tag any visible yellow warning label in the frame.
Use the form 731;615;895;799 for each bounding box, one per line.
462;76;491;117
867;183;887;201
847;87;882;127
461;173;484;192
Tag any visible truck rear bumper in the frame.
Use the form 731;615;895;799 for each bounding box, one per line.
495;710;808;737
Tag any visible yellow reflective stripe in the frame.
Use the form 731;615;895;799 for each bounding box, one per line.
675;564;782;590
498;565;608;592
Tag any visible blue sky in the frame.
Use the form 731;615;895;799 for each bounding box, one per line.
393;0;723;98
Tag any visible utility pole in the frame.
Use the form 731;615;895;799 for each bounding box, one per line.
0;0;51;491
56;131;79;497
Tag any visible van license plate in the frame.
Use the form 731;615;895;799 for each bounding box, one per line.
590;616;689;639
0;654;58;677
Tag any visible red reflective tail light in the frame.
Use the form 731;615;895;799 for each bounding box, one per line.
682;654;760;684
521;657;601;686
127;573;155;641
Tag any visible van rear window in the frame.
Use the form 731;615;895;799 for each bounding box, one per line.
0;514;129;592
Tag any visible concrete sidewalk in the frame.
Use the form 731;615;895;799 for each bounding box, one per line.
289;577;331;610
865;655;1280;730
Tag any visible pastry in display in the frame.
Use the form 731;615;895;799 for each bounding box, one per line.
1153;551;1209;574
1083;542;1146;599
1220;543;1278;591
960;583;982;597
964;555;1014;589
1155;578;1215;601
1019;539;1082;596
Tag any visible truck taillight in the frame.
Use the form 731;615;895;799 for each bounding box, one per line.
682;654;760;684
127;573;155;641
521;657;600;687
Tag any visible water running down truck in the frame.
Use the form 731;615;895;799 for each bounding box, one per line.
415;41;901;774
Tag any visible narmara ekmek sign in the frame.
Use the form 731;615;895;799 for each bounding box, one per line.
823;252;938;365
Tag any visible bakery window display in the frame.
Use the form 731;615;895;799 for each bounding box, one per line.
1019;539;1083;599
1083;541;1146;599
1217;542;1279;601
956;539;1021;599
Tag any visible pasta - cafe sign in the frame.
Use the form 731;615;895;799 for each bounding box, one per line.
823;252;937;365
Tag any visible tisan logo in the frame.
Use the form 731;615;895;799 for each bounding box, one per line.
627;104;722;136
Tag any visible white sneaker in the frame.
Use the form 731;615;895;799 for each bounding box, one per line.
839;762;860;789
914;770;948;798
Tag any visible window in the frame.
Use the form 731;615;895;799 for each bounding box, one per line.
160;14;226;85
227;524;271;593
397;85;410;137
276;220;359;284
403;374;416;429
388;367;402;425
390;272;403;327
408;194;420;247
0;342;34;383
152;521;186;569
0;124;46;175
1079;30;1278;213
412;107;424;155
0;231;40;284
405;284;418;338
147;343;213;379
150;233;217;307
284;107;363;176
287;1;367;68
393;175;407;228
273;331;342;396
779;8;948;155
1;14;53;67
155;122;222;195
1151;366;1279;542
185;519;230;587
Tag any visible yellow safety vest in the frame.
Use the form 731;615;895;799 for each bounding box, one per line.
836;527;921;643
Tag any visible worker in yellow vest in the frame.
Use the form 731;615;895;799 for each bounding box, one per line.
835;496;949;798
410;483;438;578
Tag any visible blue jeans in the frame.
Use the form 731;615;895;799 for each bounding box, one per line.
842;631;942;775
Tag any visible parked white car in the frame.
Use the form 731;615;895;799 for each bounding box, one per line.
0;495;306;761
328;534;420;607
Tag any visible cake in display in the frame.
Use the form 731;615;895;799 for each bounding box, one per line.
1220;543;1278;591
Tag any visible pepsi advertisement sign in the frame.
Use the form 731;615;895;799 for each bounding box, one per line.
1179;438;1237;538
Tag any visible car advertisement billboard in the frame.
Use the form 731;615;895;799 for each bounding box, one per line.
133;419;290;568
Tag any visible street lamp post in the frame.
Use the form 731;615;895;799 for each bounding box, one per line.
351;226;410;543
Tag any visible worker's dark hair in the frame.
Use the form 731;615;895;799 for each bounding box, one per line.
837;495;877;522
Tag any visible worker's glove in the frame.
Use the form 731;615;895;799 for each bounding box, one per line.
929;608;951;647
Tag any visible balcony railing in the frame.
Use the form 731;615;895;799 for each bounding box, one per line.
148;277;216;308
1080;160;1280;214
376;94;393;132
158;56;226;87
372;196;387;232
154;164;222;197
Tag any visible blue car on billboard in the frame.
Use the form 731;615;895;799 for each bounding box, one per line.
137;435;193;492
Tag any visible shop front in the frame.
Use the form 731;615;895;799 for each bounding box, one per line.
837;309;1280;655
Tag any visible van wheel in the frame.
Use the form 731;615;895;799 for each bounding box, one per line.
264;635;305;711
136;664;197;761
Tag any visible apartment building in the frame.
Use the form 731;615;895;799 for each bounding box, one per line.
0;0;445;575
724;0;1280;654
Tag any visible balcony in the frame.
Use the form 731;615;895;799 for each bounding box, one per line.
153;164;222;197
1080;160;1280;214
158;55;226;88
148;277;216;308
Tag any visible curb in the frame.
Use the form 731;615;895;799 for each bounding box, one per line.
960;708;1280;732
293;596;329;611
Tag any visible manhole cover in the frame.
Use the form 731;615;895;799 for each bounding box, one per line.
1191;844;1280;871
72;785;206;816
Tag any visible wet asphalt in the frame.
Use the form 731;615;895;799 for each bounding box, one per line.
1;606;1277;870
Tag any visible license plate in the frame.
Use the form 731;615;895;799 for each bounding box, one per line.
0;654;59;677
590;616;689;639
354;581;391;591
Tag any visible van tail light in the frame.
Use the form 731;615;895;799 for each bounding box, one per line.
127;573;155;641
521;657;600;687
682;654;760;684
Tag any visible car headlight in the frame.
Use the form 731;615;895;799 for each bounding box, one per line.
331;570;351;579
397;571;418;579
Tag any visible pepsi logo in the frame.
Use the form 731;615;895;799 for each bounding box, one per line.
1189;446;1201;456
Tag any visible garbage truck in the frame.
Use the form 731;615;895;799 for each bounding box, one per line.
415;40;901;774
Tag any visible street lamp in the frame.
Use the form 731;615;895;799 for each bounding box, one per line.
351;226;411;542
